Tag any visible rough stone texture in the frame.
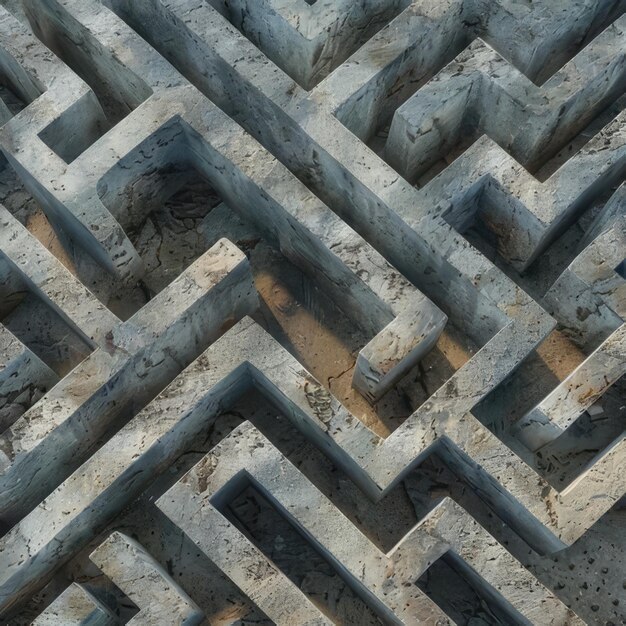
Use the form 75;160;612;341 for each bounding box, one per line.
158;422;582;625
32;583;117;626
89;532;204;625
0;0;623;624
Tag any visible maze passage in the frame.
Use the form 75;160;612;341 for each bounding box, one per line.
0;0;624;624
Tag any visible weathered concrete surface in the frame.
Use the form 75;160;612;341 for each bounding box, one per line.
32;583;116;626
0;0;623;623
90;532;204;625
158;422;582;625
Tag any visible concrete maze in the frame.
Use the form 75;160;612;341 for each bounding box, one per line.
0;0;624;624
